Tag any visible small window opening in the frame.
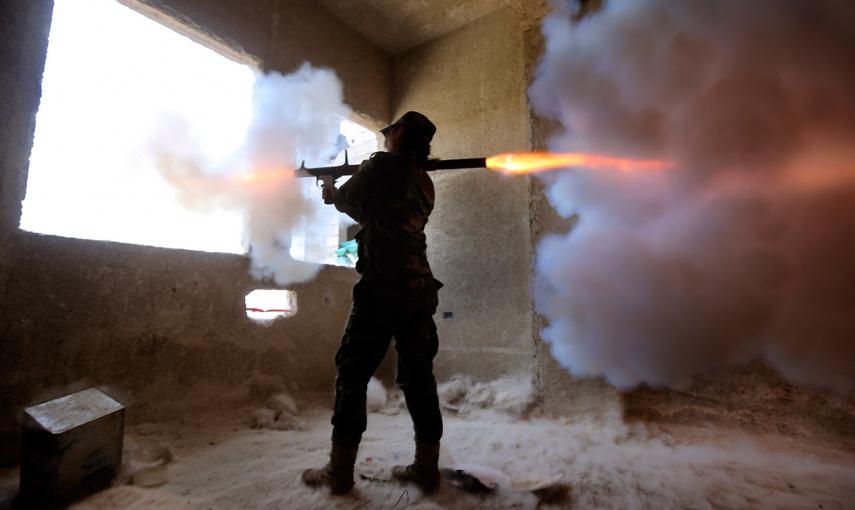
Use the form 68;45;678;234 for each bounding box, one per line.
245;289;297;323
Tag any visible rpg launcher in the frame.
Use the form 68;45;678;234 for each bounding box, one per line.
295;151;487;203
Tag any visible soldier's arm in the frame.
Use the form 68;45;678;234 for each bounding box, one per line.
333;154;386;221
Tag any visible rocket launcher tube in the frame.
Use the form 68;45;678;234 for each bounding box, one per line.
295;152;487;202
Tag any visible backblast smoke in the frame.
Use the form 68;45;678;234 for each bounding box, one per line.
530;0;855;391
151;64;349;285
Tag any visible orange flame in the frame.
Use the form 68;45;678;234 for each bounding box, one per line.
234;168;290;184
486;152;671;175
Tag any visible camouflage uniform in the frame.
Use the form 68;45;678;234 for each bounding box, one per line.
330;151;443;449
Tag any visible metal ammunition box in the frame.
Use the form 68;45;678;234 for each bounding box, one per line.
20;388;125;506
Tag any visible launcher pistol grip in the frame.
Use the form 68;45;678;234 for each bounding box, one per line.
319;175;336;204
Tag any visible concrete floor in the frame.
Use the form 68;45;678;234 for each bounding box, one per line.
4;404;853;509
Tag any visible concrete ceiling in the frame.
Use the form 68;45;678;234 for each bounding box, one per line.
317;0;512;55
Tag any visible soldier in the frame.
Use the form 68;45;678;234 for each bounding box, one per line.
302;111;444;495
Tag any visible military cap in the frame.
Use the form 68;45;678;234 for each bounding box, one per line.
380;111;436;142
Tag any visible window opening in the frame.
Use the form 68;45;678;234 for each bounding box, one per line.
245;289;297;323
23;0;379;268
20;0;253;253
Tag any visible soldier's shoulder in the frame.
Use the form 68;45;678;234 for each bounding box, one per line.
363;151;404;172
368;151;399;163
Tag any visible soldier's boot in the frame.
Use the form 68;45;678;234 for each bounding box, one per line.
301;443;358;495
391;441;441;493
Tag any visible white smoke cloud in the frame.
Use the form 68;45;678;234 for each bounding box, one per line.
151;64;350;285
531;0;855;391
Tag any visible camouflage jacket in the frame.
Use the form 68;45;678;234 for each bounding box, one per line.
333;151;435;282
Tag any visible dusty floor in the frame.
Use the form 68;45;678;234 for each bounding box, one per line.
4;402;853;510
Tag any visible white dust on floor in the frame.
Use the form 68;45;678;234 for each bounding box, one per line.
67;404;855;510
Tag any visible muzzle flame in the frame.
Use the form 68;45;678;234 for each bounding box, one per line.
235;168;288;184
486;152;671;174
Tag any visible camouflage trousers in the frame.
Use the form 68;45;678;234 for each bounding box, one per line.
331;276;443;448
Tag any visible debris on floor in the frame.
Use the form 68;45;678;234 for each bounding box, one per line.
5;378;849;510
366;377;387;413
438;374;537;418
249;392;306;431
122;440;173;488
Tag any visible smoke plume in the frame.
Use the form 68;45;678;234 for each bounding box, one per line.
531;0;855;391
152;64;349;284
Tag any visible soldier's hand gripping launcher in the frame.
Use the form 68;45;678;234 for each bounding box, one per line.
295;152;487;204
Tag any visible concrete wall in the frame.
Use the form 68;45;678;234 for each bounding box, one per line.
0;7;55;462
384;3;617;421
0;0;387;464
126;0;391;123
384;3;618;418
391;8;536;382
3;235;357;415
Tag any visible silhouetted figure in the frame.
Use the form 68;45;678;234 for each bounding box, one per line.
302;111;444;495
